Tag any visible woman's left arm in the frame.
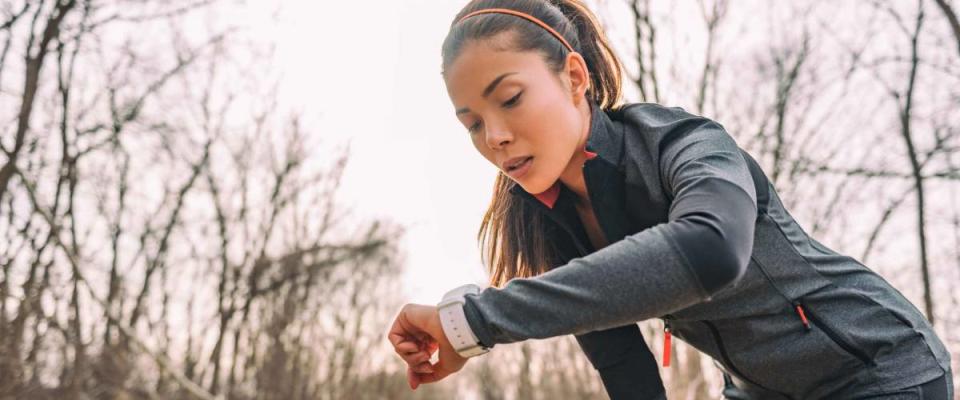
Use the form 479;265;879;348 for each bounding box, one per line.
461;110;759;348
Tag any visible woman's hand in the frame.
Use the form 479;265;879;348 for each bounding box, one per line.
388;303;469;389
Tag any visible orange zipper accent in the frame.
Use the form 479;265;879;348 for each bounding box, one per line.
662;323;671;367
794;303;811;331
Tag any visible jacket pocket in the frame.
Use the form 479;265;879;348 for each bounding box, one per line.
797;296;876;367
795;280;946;396
710;301;871;399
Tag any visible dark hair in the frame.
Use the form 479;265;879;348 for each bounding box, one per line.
441;0;624;287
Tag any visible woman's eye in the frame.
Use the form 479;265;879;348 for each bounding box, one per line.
468;120;482;134
503;91;523;108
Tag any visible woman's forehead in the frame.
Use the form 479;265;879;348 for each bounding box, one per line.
444;43;549;99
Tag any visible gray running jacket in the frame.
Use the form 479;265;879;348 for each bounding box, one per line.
458;101;953;399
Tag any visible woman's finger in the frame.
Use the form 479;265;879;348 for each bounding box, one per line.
416;342;469;385
415;359;448;385
412;361;434;374
400;349;431;366
407;366;419;390
395;334;436;354
415;369;447;385
394;336;439;366
395;340;421;355
414;331;433;343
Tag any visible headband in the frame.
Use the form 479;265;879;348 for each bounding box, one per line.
456;8;575;53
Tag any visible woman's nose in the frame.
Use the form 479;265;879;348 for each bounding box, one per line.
484;125;512;150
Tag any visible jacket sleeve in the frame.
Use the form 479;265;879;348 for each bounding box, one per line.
461;107;758;347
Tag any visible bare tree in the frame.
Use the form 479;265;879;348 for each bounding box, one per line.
0;2;410;399
933;0;960;57
629;0;661;103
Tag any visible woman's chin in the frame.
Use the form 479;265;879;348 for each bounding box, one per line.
515;178;553;194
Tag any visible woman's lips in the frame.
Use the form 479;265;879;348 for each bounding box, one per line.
506;156;533;179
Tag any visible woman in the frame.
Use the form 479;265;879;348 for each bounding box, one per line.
386;1;954;399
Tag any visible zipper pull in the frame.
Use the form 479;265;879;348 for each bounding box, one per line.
662;320;672;367
793;302;811;331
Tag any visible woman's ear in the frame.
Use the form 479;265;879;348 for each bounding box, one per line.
564;52;590;104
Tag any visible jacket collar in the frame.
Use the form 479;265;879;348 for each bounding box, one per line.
508;100;625;209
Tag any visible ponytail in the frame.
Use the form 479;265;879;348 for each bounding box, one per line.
550;0;623;111
441;0;625;287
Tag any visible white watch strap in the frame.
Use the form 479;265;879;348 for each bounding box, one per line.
437;284;490;358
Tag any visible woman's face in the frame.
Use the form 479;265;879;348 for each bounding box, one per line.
443;34;590;195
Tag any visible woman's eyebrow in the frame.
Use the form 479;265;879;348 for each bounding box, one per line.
456;72;518;115
481;72;517;97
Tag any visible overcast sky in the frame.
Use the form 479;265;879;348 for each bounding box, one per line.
255;0;494;305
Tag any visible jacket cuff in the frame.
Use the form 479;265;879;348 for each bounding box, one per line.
462;293;496;348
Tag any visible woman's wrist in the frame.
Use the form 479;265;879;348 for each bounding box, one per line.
437;284;491;357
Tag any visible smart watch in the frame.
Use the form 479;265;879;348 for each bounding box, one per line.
437;283;491;358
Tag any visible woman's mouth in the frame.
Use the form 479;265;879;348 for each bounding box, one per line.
506;156;533;178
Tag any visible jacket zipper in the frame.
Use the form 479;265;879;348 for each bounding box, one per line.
752;258;875;367
751;256;812;330
701;320;793;399
796;299;877;367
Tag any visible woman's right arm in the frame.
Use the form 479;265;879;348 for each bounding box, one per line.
575;324;667;400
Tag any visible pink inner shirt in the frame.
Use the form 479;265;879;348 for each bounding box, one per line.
531;148;598;209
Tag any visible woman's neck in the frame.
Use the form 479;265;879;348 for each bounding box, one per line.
559;98;594;207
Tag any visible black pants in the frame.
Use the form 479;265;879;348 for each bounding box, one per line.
722;369;954;400
853;370;954;400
